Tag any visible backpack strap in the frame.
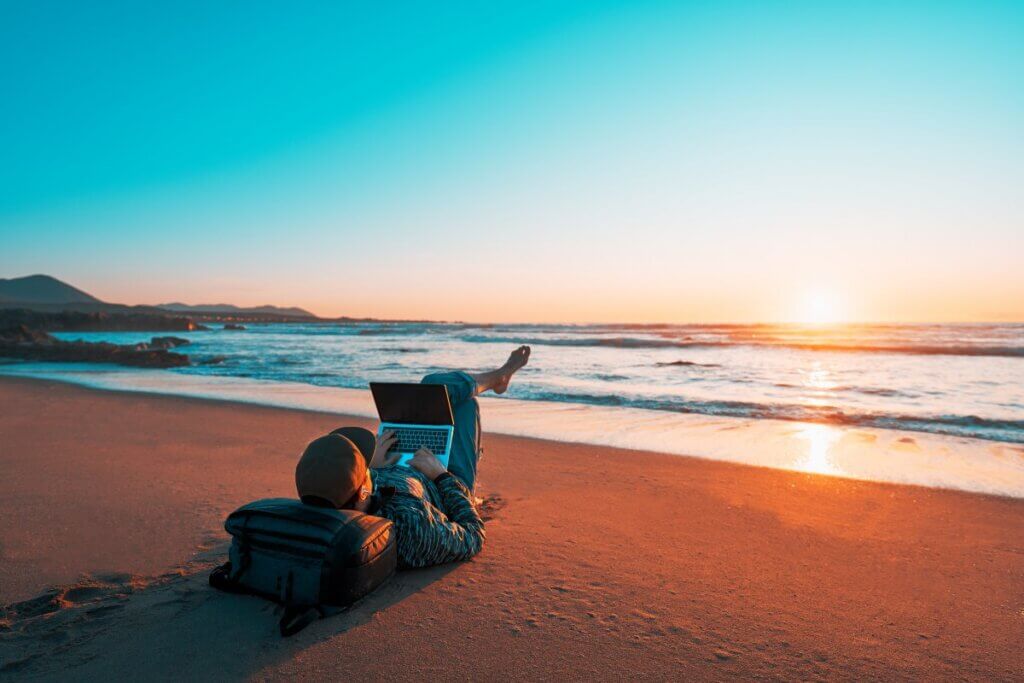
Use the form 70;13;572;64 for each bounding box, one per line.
208;540;252;592
210;562;324;637
279;605;323;637
209;562;249;594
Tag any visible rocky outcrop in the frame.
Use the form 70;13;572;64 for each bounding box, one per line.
148;336;191;349
2;324;52;344
0;326;190;368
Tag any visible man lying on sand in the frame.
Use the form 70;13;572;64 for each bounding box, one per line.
295;345;531;568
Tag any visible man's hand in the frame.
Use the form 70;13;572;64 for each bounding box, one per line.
369;429;401;468
409;446;447;480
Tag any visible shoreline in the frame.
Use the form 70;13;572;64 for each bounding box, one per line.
2;365;1023;499
1;377;1022;679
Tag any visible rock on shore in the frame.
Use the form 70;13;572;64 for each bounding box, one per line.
0;326;190;368
148;336;191;350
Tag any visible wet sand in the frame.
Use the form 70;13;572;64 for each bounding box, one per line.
1;376;1022;680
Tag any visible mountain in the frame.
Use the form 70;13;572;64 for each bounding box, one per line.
0;274;318;320
157;302;316;318
0;275;103;305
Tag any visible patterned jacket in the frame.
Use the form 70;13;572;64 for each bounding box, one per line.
369;465;485;568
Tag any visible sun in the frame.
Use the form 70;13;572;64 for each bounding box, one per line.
795;289;843;325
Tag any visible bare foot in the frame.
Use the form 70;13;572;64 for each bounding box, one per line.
493;345;530;394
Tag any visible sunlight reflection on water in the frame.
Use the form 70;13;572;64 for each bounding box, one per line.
794;422;843;475
799;360;837;407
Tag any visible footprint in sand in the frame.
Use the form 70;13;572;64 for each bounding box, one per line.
476;493;507;521
64;585;113;603
4;589;67;620
3;576;135;627
84;603;127;621
894;436;920;451
0;563;217;677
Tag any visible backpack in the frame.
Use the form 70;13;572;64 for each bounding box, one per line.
209;498;397;636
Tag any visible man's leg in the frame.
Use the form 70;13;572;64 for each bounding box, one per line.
420;346;530;491
465;345;531;396
420;370;482;490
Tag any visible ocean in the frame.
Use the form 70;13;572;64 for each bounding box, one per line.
3;321;1023;497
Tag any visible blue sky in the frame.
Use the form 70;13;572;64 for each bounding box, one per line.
2;1;1022;322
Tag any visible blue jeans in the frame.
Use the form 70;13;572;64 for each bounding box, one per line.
420;371;481;491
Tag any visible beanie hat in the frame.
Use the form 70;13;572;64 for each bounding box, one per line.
295;434;368;508
328;426;377;467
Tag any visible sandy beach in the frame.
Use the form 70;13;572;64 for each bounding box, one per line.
1;376;1022;681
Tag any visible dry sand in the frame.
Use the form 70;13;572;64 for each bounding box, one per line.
1;376;1022;680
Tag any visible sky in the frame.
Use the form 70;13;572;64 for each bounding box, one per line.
1;1;1022;323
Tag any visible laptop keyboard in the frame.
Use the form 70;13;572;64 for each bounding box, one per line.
387;427;449;455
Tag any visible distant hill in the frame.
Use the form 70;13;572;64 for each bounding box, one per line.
0;274;103;305
157;302;316;318
0;274;318;321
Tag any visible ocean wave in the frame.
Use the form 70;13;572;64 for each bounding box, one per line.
743;341;1024;358
356;327;431;336
458;334;686;349
656;360;720;368
830;385;912;398
458;334;1024;358
200;322;1024;358
522;390;1024;443
771;382;914;399
595;373;631;381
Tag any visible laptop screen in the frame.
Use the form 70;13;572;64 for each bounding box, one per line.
369;382;454;426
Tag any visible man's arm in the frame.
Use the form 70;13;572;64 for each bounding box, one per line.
368;429;400;469
392;448;486;567
391;473;485;567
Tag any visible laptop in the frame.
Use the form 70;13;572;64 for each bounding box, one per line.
369;382;454;468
